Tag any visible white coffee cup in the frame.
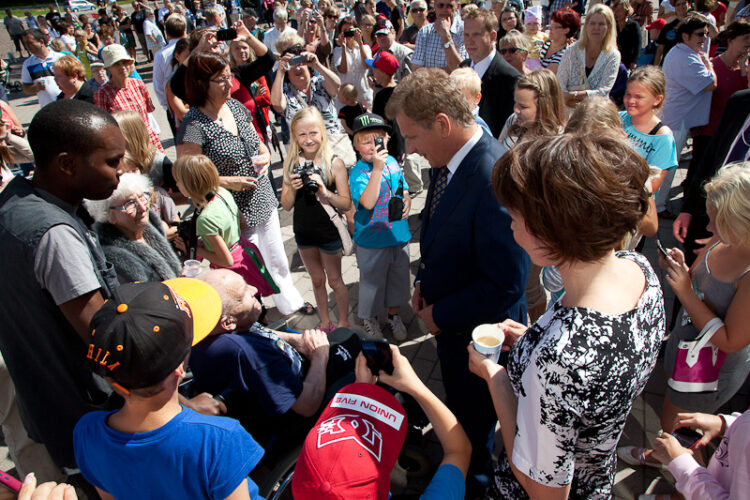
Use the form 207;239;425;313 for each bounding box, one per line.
471;324;505;363
182;259;202;278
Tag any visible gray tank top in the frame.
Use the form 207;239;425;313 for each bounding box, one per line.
693;242;750;319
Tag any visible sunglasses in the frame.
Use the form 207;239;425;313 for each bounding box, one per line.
326;14;338;18
499;47;521;55
411;7;426;11
282;44;304;55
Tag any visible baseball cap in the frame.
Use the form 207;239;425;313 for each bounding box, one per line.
365;51;400;76
645;18;667;30
85;279;222;391
100;44;135;69
292;383;408;500
374;18;394;35
351;112;392;134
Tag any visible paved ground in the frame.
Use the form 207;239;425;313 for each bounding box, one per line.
2;19;749;500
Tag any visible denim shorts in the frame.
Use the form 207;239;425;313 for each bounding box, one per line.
295;235;343;255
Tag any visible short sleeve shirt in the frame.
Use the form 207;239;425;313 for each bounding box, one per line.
539;41;569;68
411;17;467;68
619;111;679;171
662;43;715;130
94;78;163;152
283;75;344;135
420;464;465;499
73;407;264;499
21;50;64;107
196;187;241;252
177;99;276;227
349;156;411;249
491;252;665;499
4;16;25;36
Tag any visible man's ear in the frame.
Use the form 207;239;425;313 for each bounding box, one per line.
219;314;237;332
434;113;452;137
54;151;79;178
490;30;497;44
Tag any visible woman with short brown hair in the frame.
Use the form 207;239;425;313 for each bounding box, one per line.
469;132;665;499
53;55;95;103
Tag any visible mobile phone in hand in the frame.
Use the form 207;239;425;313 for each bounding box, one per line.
672;428;702;449
656;239;669;259
374;136;385;152
361;339;394;376
216;28;237;41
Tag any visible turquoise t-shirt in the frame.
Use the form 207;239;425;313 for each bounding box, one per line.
620;111;679;171
349;156;411;249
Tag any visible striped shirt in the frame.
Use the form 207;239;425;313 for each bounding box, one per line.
94;78;164;152
538;41;569;68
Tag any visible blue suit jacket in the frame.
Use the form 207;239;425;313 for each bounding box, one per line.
417;132;530;335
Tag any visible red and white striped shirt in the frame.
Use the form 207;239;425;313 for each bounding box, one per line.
94;78;164;152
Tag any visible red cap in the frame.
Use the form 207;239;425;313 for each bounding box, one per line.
365;51;401;76
646;18;667;30
291;383;408;500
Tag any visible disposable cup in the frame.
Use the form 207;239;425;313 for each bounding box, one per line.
183;259;202;278
471;324;505;363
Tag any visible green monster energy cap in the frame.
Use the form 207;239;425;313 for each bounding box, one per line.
351;112;392;135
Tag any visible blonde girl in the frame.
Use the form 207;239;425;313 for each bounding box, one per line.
497;69;566;156
281;107;353;332
621;65;678;197
112;110;179;237
619;162;750;470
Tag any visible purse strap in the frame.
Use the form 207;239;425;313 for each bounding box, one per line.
688;317;725;357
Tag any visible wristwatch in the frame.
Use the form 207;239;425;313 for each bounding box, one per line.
443;38;453;49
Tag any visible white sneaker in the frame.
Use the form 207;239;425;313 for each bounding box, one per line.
388;315;408;341
362;318;383;338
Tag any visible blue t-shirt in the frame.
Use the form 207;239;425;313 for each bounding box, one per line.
349;156;411;249
619;111;678;171
190;328;304;422
73;406;264;500
420;464;465;499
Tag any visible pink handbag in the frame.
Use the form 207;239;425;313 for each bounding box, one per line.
668;317;727;393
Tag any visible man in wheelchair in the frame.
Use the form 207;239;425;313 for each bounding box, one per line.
189;269;361;458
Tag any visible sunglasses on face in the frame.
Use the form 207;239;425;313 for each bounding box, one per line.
282;44;304;55
326;14;337;18
499;47;520;55
411;7;426;11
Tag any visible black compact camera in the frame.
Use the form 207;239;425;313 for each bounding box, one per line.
361;338;394;376
292;161;320;196
343;29;356;37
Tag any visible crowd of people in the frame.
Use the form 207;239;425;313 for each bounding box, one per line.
1;0;750;498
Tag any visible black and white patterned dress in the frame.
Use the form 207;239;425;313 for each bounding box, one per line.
490;251;665;499
177;98;276;227
283;75;343;135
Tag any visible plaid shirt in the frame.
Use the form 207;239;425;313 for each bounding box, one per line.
94;78;164;152
411;17;467;69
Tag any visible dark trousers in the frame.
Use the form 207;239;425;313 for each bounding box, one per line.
436;332;498;476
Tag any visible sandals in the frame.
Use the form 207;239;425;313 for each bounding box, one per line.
299;302;315;315
617;446;667;470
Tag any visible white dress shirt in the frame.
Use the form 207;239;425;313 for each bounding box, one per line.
153;38;178;109
471;49;495;80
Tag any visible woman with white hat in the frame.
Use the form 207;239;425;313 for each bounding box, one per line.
93;44;164;152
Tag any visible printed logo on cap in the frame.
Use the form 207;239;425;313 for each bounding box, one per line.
359;114;371;127
164;284;192;319
317;413;384;461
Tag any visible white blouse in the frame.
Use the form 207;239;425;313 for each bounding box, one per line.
333;44;373;109
556;44;621;98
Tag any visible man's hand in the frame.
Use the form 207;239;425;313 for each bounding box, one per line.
303;329;330;361
411;283;425;313
185;392;227;415
434;16;451;42
416;304;440;334
652;431;691;465
673;212;692;243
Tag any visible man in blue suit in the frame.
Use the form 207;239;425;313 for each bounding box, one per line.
386;68;529;483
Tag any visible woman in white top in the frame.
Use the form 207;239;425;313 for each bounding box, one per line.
556;4;621;109
333;16;373;110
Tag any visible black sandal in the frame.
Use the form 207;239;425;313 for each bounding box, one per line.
299;302;316;315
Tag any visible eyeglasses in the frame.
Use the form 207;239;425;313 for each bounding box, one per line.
210;75;233;85
411;7;426;12
326;14;338;18
499;47;521;55
110;191;151;214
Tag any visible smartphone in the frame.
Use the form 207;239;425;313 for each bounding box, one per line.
289;54;307;66
361;339;394;376
343;28;356;37
656;239;669;259
374;136;385;152
672;428;702;449
216;28;237;41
